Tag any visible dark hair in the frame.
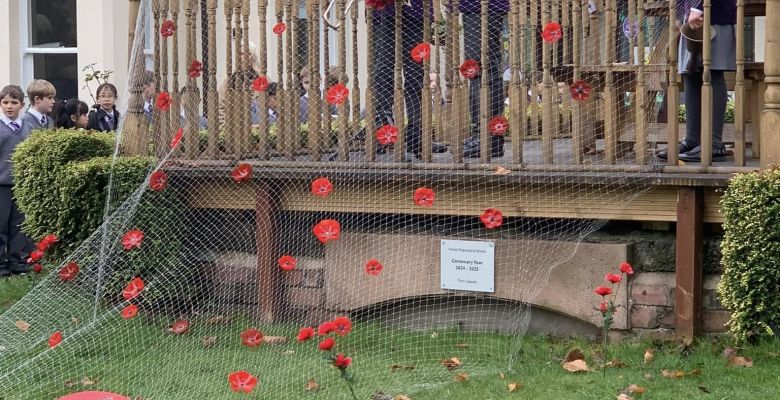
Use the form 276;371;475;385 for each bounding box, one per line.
93;83;119;108
54;99;89;128
0;85;25;102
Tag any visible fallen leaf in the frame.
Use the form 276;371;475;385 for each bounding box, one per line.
722;347;737;359
564;348;585;363
660;369;685;379
454;372;469;382
562;359;589;373
606;358;628;368
727;356;753;368
390;364;416;372
205;315;231;325
767;352;779;358
14;320;30;332
616;394;633;400
394;396;411;400
80;376;96;386
64;379;77;388
263;335;288;345
494;166;511;175
698;385;710;393
507;382;520;392
304;378;319;392
441;357;462;371
201;336;218;348
454;343;470;349
498;371;505;380
71;317;80;325
689;368;702;376
626;384;646;395
643;348;654;364
643;373;653;380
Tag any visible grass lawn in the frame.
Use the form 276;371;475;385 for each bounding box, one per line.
2;274;780;399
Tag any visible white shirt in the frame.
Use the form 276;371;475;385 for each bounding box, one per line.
0;114;24;131
27;108;46;124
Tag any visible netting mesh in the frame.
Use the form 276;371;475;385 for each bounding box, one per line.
1;0;668;398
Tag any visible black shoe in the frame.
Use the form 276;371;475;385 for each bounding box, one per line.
656;139;698;160
463;138;504;158
678;145;728;162
8;263;30;274
432;141;448;153
0;268;10;278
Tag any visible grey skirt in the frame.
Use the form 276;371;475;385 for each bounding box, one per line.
678;24;737;74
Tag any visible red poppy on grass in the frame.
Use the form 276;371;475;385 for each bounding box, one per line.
569;80;592;101
161;20;176;37
480;208;503;229
188;60;203;78
326;83;349;106
459;59;480;79
619;262;634;275
410;42;431;63
311;177;333;198
605;273;622;284
541;21;562;42
366;0;391;9
32;264;43;274
365;259;383;276
170;128;184;148
375;124;399;145
333;353;352;369
318;337;336;351
169;319;190;335
156;91;171;111
121;304;139;320
228;370;258;393
313;219;341;244
58;262;79;282
318;321;337;335
297;326;315;342
27;250;44;264
231;163;252;183
240;328;264;347
277;255;297;271
122;277;145;300
122;229;145;251
48;331;63;348
149;170;168;191
272;22;286;35
252;76;270;92
413;187;435;207
594;286;612;297
488;115;509;136
332;316;352;336
36;234;59;251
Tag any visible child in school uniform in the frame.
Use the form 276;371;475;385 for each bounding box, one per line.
21;79;56;130
87;83;121;132
0;85;33;276
53;99;90;129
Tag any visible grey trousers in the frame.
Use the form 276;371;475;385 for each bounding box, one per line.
683;70;727;148
0;186;31;269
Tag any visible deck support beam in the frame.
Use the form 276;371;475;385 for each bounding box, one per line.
255;182;280;322
761;0;780;167
674;187;703;343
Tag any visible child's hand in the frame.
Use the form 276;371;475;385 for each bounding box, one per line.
688;10;704;30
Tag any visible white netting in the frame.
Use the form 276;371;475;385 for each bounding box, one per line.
1;0;668;398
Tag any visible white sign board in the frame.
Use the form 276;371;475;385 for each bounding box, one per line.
440;239;495;293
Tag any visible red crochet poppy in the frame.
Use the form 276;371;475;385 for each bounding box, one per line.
122;277;145;300
312;219;341;244
27;250;44;264
231;163;253;183
240;328;264;347
272;22;286;35
169;319;190;335
58;262;79;282
366;0;392;9
48;331;63;348
569;80;592;101
410;42;431;63
326;83;349;106
36;234;59;251
311;177;333;198
333;353;352;369
149;170;168;191
595;286;613;296
228;370;258;393
488;115;509;136
542;21;562;42
156;91;171;111
413;187;435;207
170;128;183;148
296;326;315;342
121;304;139;320
365;259;383;276
160;20;175;37
277;255;297;271
32;263;43;274
459;59;480;79
188;60;203;78
619;262;634;275
318;337;336;351
375;124;399;145
317;321;337;335
122;229;144;251
480;208;503;229
252;76;270;92
333;316;352;336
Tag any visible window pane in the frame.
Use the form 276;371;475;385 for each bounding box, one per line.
33;54;78;100
30;0;77;47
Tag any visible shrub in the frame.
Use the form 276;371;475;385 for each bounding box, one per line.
718;168;780;342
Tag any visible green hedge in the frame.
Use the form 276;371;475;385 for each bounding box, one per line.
718;168;780;342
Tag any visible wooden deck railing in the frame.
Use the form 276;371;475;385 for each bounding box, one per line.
120;0;780;173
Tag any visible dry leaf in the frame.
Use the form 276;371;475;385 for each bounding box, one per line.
643;373;653;380
660;369;685;379
454;343;470;349
263;335;289;345
689;368;702;376
454;372;469;382
564;348;585;363
394;396;411;400
626;384;646;395
643;348;654;364
722;347;737;359
205;315;230;325
71;317;80;325
441;357;462;371
498;371;505;380
727;356;753;368
507;382;520;392
64;379;77;388
562;359;589;373
767;352;779;358
606;358;628;368
390;364;416;372
616;394;633;400
14;320;30;332
304;378;319;392
201;336;218;348
80;376;96;386
494;166;511;175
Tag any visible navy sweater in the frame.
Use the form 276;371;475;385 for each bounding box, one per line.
0;120;32;186
694;0;737;25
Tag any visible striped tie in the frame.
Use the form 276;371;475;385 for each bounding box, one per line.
9;121;20;132
41;115;47;126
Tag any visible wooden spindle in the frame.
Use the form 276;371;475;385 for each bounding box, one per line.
701;0;713;165
183;0;201;159
562;0;570;64
170;0;181;153
122;26;149;156
322;0;332;154
223;0;235;156
666;0;679;165
570;0;583;164
152;0;163;153
393;0;405;162
734;0;746;165
530;1;539;139
157;0;171;158
509;0;524;164
421;0;433;162
337;0;349;161
479;0;491;163
350;0;361;160
206;0;219;157
257;0;270;159
634;0;647;164
759;0;780;168
432;0;444;157
283;0;295;159
308;0;323;159
364;5;376;161
603;0;618;163
450;0;469;163
542;0;555;163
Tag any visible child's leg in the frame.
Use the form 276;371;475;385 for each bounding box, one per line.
7;195;31;273
711;70;727;149
0;186;12;276
683;72;703;145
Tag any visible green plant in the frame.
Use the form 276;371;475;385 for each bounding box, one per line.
678;100;735;123
82;63;114;105
719;167;780;343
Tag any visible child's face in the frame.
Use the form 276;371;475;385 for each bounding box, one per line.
301;75;311;93
71;113;88;129
35;95;56;113
0;95;24;120
143;83;155;100
97;88;116;110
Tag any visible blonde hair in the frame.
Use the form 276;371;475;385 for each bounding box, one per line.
26;79;56;103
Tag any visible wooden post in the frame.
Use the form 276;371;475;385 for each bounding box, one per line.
509;0;524;164
666;0;680;166
734;0;746;165
128;0;141;61
336;0;349;161
479;0;491;163
170;0;181;153
393;0;406;162
350;0;362;160
257;0;270;159
761;0;780;168
570;0;583;164
157;0;171;158
364;6;376;161
700;0;713;166
634;0;647;165
309;0;323;160
206;0;219;157
541;0;554;163
421;0;433;162
675;187;703;343
255;181;280;323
